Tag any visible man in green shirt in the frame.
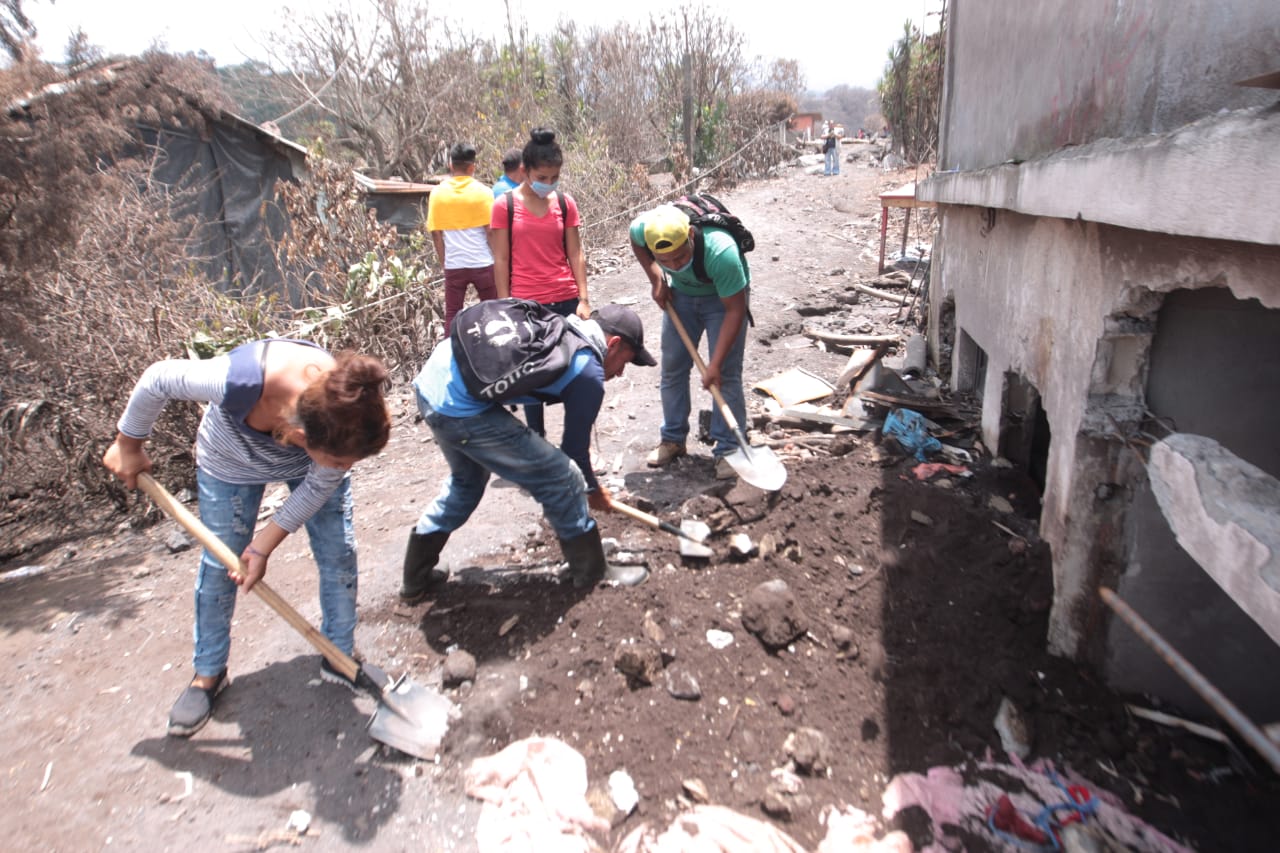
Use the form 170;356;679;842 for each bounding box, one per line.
629;205;750;480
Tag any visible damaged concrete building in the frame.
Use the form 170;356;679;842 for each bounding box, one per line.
917;2;1280;720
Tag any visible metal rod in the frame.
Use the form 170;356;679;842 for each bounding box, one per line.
1099;586;1280;774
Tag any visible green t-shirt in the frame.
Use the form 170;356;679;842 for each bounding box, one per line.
629;219;750;299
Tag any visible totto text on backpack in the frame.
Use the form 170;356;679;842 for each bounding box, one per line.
450;298;588;403
669;193;754;285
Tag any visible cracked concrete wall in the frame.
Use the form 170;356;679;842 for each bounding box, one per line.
1115;291;1280;719
923;0;1280;715
940;0;1277;171
930;205;1280;696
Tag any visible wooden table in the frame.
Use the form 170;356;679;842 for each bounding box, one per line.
878;182;936;273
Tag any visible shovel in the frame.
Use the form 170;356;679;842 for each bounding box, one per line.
137;473;452;760
611;497;713;558
663;303;787;491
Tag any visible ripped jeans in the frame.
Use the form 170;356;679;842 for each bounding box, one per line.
192;469;357;677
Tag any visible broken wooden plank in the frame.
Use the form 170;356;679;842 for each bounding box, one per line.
802;328;899;347
858;389;955;416
836;342;892;390
854;283;910;305
779;407;882;432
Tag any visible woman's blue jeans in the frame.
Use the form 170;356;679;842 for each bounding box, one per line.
824;147;840;175
660;289;748;458
192;469;357;677
414;396;594;541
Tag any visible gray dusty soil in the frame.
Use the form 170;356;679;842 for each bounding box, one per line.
2;152;1277;852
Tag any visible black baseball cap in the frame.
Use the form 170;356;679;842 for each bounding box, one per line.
594;304;657;366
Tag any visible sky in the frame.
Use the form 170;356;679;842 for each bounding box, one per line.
26;0;943;93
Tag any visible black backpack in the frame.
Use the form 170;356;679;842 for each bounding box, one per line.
450;298;589;403
669;193;754;285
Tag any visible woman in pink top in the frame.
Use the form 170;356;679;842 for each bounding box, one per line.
490;127;592;437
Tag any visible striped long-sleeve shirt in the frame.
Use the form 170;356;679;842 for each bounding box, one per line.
117;342;345;533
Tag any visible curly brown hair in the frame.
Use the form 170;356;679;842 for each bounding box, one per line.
294;352;391;459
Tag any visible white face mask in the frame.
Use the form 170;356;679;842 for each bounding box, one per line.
660;257;693;274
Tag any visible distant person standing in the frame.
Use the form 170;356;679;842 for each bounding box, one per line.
492;147;525;198
427;141;498;336
822;122;840;176
490;127;592;438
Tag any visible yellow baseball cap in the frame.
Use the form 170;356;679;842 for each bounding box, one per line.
643;205;691;253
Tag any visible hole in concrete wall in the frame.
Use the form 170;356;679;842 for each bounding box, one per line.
999;371;1050;496
934;294;955;381
954;328;986;400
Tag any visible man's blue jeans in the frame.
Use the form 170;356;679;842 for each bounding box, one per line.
824;147;839;175
193;469;357;677
659;289;748;458
414;396;594;541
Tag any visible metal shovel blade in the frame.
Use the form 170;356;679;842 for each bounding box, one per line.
724;443;788;491
679;519;714;558
363;665;455;760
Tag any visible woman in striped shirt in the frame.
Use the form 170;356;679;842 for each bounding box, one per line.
102;339;390;737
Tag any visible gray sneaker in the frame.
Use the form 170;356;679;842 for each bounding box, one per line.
167;670;228;737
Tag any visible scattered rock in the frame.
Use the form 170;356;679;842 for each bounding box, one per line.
682;778;711;804
784;727;832;774
830;625;855;650
609;769;639;814
664;666;702;701
642;610;666;644
706;629;734;649
729;533;756;559
614;641;664;686
577;679;594;702
775;693;797;716
762;768;810;820
164;529;193;553
988;495;1015;514
742;579;809;650
910;510;933;526
994;696;1033;759
442;649;476;687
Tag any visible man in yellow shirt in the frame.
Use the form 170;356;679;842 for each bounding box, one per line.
427;142;498;335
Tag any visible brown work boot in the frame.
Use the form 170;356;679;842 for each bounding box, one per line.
646;441;686;468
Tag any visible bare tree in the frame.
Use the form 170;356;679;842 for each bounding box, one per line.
1;0;36;63
277;0;488;180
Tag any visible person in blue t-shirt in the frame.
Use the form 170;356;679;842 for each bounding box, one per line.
401;302;656;600
491;147;525;198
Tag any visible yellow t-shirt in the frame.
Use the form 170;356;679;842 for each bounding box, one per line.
426;176;493;231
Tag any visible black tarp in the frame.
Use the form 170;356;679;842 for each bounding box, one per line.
138;117;300;300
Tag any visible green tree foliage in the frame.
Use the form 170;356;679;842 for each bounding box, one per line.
877;15;946;164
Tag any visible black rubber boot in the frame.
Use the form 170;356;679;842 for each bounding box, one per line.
560;525;648;588
399;529;451;605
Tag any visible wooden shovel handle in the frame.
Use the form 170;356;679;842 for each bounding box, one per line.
137;472;359;681
665;302;747;435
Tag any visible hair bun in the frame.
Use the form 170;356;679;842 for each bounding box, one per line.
530;128;556;145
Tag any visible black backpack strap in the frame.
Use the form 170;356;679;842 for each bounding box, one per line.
691;227;711;285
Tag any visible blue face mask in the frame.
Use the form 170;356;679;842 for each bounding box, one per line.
530;180;558;199
660;257;693;274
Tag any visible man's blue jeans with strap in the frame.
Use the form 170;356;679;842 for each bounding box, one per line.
413;396;594;541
